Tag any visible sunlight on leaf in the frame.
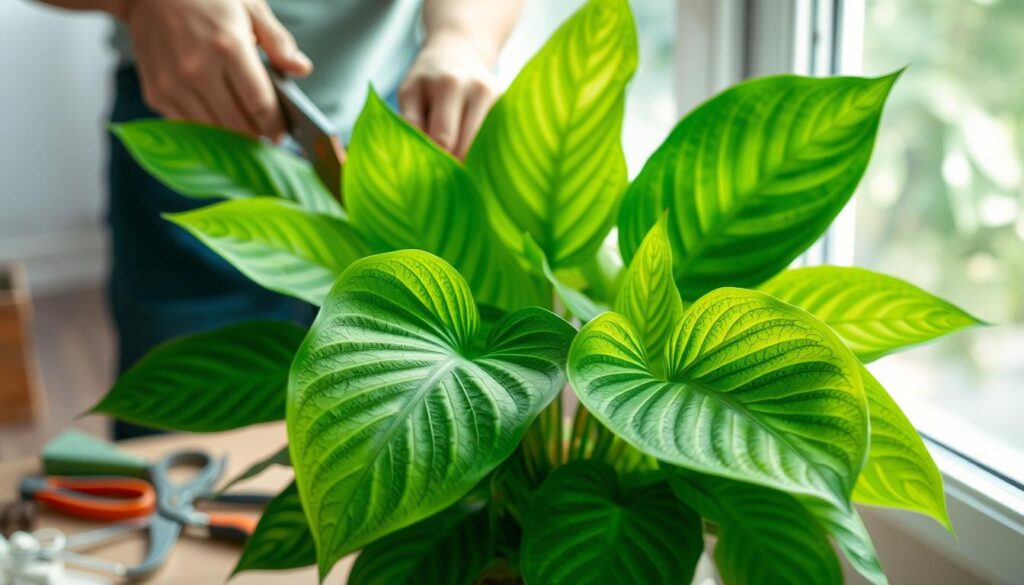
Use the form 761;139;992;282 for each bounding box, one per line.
166;198;371;306
287;250;575;577
468;0;638;269
569;289;868;507
619;72;901;299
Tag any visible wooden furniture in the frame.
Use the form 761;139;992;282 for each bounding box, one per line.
0;263;39;423
0;423;354;584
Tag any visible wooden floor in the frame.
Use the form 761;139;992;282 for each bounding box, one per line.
0;286;114;460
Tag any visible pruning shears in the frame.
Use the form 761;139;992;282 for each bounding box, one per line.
267;66;346;202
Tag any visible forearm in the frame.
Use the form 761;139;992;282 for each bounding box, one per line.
31;0;128;19
421;0;523;66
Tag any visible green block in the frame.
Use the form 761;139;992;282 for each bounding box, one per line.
41;429;149;478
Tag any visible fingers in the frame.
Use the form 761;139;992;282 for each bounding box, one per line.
248;0;311;76
426;76;463;153
400;74;496;159
201;75;260;136
226;42;286;139
167;90;216;124
398;79;427;133
455;81;496;159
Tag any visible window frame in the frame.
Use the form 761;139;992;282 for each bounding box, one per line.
673;1;1024;582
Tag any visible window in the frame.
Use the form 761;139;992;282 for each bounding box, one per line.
853;0;1024;488
542;0;1024;581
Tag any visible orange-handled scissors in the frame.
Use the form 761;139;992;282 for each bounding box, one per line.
19;475;156;522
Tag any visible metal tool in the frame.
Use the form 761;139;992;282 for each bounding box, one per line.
19;476;155;523
5;450;272;581
267;67;346;202
2;528;117;585
151;450;266;543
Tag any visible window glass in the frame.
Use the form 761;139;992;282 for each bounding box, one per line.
855;0;1024;481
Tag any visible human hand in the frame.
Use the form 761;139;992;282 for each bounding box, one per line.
122;0;312;139
398;34;500;159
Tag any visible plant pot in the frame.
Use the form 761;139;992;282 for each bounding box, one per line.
0;262;39;423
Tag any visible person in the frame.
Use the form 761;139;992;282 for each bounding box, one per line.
35;0;524;438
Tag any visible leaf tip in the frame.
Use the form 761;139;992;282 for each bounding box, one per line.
75;402;102;421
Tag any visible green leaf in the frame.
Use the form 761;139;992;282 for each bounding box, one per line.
521;461;703;585
518;395;565;488
91;321;303;432
619;72;900;299
219;445;291;494
348;502;493;585
112;120;343;217
467;0;638;269
759;266;981;362
287;250;576;578
614;214;683;371
345;91;545;311
572;244;624;304
798;496;887;585
233;482;316;575
567;405;657;475
854;366;951;530
665;467;841;585
166;198;371;306
568;288;868;507
521;234;607;321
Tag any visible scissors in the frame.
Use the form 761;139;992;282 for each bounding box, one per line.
267;66;346;203
16;450;271;579
19;475;155;522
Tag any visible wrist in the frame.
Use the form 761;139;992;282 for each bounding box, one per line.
423;28;501;68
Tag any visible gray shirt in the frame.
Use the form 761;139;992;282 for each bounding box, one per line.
111;0;421;138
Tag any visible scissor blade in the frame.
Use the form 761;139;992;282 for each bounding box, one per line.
267;68;345;202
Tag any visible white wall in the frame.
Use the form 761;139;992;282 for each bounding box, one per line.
0;2;116;292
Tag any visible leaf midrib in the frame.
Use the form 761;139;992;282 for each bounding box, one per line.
672;85;866;284
313;354;462;554
666;375;845;504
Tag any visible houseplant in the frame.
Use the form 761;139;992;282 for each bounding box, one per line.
90;0;981;582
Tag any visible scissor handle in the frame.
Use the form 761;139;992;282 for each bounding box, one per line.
150;450;226;523
19;476;156;522
206;512;260;542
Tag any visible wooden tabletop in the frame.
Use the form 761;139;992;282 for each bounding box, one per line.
0;422;353;584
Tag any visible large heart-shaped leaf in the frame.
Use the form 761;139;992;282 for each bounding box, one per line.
665;467;841;585
568;288;868;507
854;366;950;530
466;0;638;269
167;198;371;305
287;250;576;577
619;72;900;299
614;214;683;372
113;120;343;217
233;482;316;575
91;321;303;432
348;501;493;585
345;91;545;311
759;266;980;362
521;461;703;585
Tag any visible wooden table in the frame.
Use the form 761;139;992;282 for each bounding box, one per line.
0;423;353;584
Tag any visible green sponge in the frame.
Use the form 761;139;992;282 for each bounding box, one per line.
41;429;149;478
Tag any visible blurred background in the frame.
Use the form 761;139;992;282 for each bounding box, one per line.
0;0;1020;502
